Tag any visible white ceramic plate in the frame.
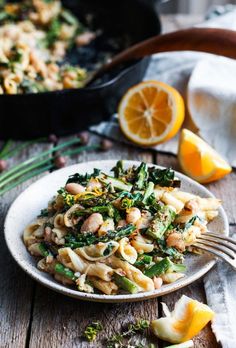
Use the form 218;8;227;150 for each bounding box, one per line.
4;160;228;303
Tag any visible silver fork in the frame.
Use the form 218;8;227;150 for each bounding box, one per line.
194;232;236;270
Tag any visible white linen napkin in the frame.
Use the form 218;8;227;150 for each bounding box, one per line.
90;8;236;347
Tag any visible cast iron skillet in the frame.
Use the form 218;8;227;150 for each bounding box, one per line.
0;0;161;139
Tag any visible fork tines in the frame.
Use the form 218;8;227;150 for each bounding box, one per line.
194;232;236;270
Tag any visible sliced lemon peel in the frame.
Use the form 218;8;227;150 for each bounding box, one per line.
151;295;214;344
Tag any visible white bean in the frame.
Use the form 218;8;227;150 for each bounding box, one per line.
65;183;85;195
117;219;127;228
81;213;103;233
126;207;141;224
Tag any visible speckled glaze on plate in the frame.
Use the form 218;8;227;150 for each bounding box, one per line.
4;160;229;303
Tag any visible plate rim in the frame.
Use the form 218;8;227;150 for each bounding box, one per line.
4;160;229;303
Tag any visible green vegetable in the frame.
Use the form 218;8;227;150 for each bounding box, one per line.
144;257;172;278
166;341;194;348
54;263;77;281
84;321;103;342
144;257;185;278
75;204;113;216
169;262;186;273
65;224;136;248
60;9;78;25
0;137;46;161
38;208;49;218
119;191;143;209
113;273;138;294
134;254;153;267
111;160;124;178
38;242;52;257
148;167;181;187
146;206;176;239
45;18;61;47
184;215;199;231
74;202;121;221
102;175;132;192
143;181;154;204
135;162;148;190
0;163;53;197
66;168;100;185
106;319;149;348
0;139;13;159
0;138;81;186
0;141;98;197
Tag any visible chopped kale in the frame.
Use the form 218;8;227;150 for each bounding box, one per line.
66;168;101;185
111;160;124;178
38;208;49;217
65;224;136;248
148;167;181;187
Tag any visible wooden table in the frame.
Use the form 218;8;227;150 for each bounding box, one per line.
1;15;235;348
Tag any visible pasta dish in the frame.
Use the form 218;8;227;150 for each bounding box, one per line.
23;161;220;295
0;0;94;94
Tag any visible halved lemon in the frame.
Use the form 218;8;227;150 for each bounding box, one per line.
178;129;232;184
151;295;214;344
118;80;185;146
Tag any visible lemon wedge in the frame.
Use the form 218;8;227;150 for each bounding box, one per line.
118;80;185;146
151;295;214;344
178;129;232;183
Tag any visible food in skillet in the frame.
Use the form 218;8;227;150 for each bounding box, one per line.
0;0;95;93
23;161;221;295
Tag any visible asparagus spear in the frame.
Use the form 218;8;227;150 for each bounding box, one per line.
102;175;132;192
113;273;138;294
146;206;176;239
144;257;186;278
134;254;153;267
135;162;148;190
143;181;154;204
144;257;173;278
54;263;77;281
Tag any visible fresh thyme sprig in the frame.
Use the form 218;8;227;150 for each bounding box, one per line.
106;319;150;348
83;321;103;342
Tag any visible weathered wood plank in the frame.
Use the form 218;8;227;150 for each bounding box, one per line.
61;133;154;165
30;285;159;348
0;141;52;348
29;138;157;348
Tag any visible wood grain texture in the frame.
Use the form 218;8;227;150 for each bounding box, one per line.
0;141;52;348
30;285;159;348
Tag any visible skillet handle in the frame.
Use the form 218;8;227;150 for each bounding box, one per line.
90;28;236;83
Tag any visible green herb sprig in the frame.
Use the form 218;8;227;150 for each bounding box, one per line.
106;319;150;348
84;321;103;342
